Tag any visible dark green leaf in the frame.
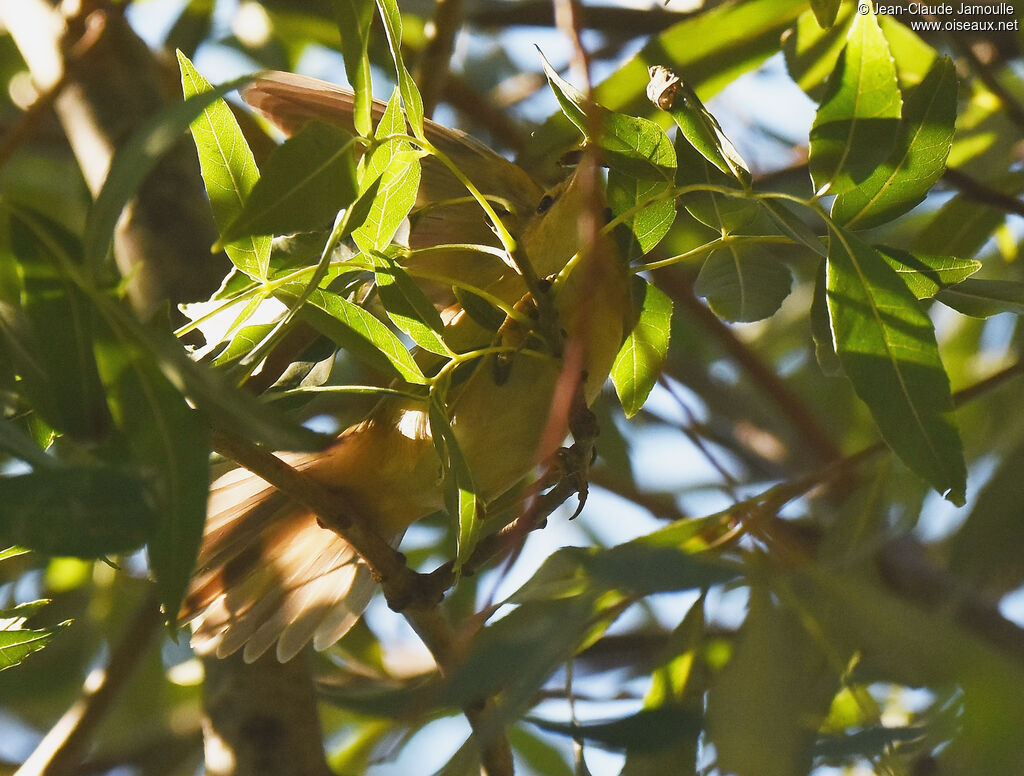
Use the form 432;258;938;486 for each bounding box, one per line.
707;584;836;776
220;121;358;243
935;278;1024;318
758;197;827;257
826;228;965;503
832;56;957;228
809;10;902;195
330;0;375;136
4;209;111;441
674;134;758;233
810;0;841;28
694;242;792;323
95;326;209;616
0;467;154;556
948;442;1024;594
876;247;981;299
428;397;480;569
178;52;270;279
813;726;927;759
440;594;600;713
612;277;673;417
577;542;737;596
790;564;1024;774
528;707;701;752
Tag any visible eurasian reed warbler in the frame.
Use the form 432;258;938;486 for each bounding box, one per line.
180;72;631;662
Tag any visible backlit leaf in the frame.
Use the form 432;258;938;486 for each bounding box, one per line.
220;121;358;243
809;10;902;195
612;277;673;417
832;56;957;228
876;247;981;299
178;52;270;279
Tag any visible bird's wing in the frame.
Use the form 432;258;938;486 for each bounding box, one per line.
181;455;376;663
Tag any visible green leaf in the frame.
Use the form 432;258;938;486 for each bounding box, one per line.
831;56;957;228
296;287;426;384
876;247;981;299
374;0;424;139
352;90;422;254
621;598;706;775
790;564;1024;774
330;0;375;136
0;601;69;671
826;228;965;504
220;121;358;243
659;73;749;182
538;51;677;181
936;278;1024;317
371;251;449;356
707;584;836;776
428;397;481;570
605;118;677;259
948;442;1024;594
808;10;902;195
783;6;856;101
178;51;270;279
612;277;673;417
694;242;792;323
4;209;111;441
83;71;254;272
674;133;758;233
95;326;209;616
576;542;737;596
0;467;153;556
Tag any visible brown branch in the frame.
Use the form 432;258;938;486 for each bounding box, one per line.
16;590;164;776
0;7;106;172
659;270;844;465
942;166;1024;219
947;31;1024;135
415;0;464;118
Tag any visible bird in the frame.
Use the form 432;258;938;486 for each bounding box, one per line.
179;72;631;663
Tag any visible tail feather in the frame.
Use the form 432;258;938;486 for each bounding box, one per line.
181;464;378;663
